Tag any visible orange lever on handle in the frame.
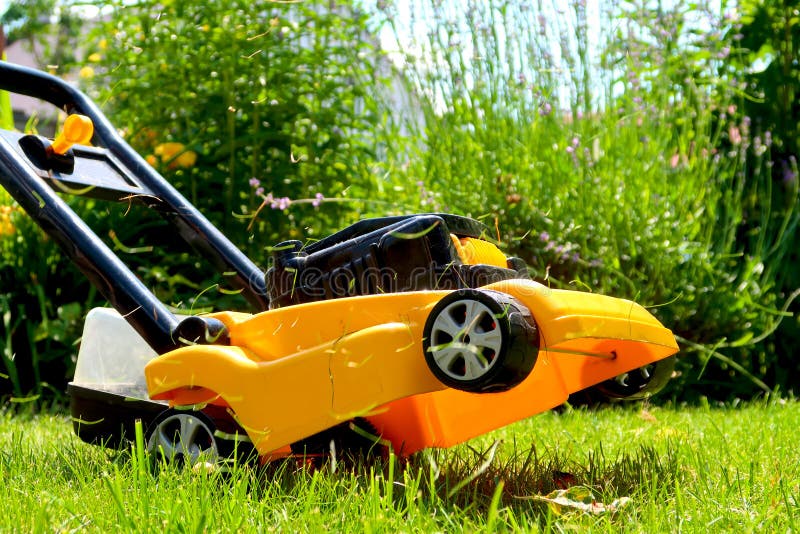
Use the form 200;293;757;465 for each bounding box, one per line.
49;114;94;155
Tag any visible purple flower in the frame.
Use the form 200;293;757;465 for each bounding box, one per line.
537;14;547;34
255;187;264;196
539;102;552;117
539;231;550;242
272;196;291;210
249;177;261;188
782;158;797;185
729;125;742;145
312;192;324;207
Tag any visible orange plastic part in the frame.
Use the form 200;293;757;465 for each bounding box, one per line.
366;279;679;454
50;114;94;155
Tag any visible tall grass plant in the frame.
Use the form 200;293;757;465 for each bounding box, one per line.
373;0;799;399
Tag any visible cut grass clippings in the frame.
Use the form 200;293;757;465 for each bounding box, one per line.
0;399;797;532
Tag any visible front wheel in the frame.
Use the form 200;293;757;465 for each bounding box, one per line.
146;407;256;467
423;289;539;393
146;409;219;466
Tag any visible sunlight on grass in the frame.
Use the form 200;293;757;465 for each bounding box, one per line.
1;400;797;532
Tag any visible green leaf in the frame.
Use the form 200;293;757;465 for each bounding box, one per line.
0;55;13;130
730;331;755;347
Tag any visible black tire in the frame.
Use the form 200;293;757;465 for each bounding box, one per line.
422;289;539;392
592;356;676;401
289;418;385;459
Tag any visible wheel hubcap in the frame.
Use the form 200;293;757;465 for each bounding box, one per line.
429;299;503;381
147;413;218;465
613;364;654;390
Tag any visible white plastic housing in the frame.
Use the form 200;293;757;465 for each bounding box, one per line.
72;307;158;398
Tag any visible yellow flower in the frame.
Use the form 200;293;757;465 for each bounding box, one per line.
0;208;14;237
154;142;183;158
79;66;95;79
145;154;158;167
88;53;102;63
154;142;197;169
98;39;108;51
171;150;197;169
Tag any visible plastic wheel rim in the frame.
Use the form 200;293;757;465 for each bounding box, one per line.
147;412;218;465
428;298;504;382
613;365;651;388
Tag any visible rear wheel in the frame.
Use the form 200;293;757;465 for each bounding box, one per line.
568;356;677;406
593;356;676;400
423;289;539;392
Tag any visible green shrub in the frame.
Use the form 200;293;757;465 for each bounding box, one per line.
2;0;798;402
86;0;387;251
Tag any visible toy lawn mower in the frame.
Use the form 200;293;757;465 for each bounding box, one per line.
0;62;678;465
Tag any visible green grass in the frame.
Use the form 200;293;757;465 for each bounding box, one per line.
1;400;797;532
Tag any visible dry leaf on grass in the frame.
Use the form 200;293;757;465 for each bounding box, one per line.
518;485;632;516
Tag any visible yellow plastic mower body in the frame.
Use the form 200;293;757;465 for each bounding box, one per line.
145;278;678;457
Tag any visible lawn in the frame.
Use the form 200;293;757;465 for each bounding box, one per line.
1;399;797;532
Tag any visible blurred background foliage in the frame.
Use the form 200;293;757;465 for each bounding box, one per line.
0;0;798;403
